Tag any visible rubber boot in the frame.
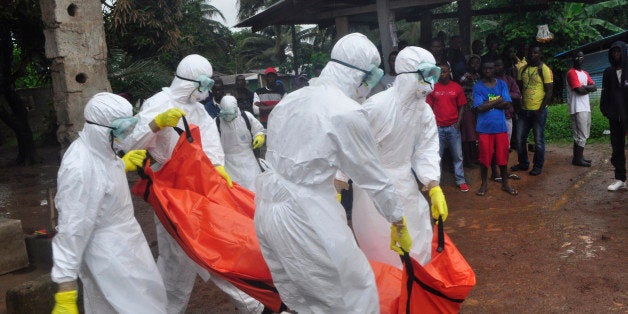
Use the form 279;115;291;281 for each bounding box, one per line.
573;141;592;164
582;146;591;163
572;145;591;167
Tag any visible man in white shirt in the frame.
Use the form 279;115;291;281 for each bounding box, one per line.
566;50;597;167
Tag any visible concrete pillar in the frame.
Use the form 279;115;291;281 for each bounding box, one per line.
376;0;395;74
0;218;29;275
39;0;111;150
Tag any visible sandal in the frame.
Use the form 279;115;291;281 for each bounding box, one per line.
508;173;521;180
493;177;503;182
475;187;487;196
502;185;519;196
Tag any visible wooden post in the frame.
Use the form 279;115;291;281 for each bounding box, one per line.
458;0;472;54
291;25;299;75
376;0;395;74
420;12;433;47
335;16;350;42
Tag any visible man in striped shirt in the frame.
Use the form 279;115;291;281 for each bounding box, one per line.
253;67;285;127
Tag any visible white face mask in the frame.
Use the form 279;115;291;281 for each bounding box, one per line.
352;83;371;104
190;90;209;102
416;80;433;99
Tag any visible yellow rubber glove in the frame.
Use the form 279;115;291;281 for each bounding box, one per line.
52;290;79;314
121;149;147;172
390;216;412;255
215;165;233;188
154;108;186;129
429;185;448;222
252;134;265;149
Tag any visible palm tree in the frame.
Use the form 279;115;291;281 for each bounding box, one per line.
107;49;172;104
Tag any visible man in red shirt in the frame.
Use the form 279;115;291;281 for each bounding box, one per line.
427;62;470;192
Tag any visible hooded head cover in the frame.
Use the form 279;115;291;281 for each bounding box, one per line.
218;95;239;122
393;46;438;106
169;54;213;104
318;33;381;99
83;92;135;155
608;41;626;68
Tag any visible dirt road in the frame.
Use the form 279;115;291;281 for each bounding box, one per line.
0;142;625;313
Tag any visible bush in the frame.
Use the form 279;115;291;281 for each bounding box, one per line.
544;101;609;143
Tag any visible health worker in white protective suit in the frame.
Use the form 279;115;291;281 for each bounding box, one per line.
254;33;412;313
351;46;449;269
51;92;167;314
216;95;265;191
123;55;264;314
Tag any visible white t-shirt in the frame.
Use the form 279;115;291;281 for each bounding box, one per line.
566;68;594;114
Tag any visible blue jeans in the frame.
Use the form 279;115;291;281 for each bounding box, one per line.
438;125;466;185
516;108;547;170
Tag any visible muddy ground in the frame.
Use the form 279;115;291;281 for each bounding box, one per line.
0;141;625;313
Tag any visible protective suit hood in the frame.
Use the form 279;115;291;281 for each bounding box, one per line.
167;54;213;104
81;92;134;159
219;95;240;122
393;46;437;109
314;33;381;99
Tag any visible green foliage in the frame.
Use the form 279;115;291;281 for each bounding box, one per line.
107;49;172;103
13;47;48;88
104;0;234;98
544;102;609;143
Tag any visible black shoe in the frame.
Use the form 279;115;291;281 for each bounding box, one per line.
529;168;542;176
510;164;529;171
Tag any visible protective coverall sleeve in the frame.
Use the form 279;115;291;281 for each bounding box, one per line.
334;170;350;183
246;111;265;136
198;110;225;166
331;110;403;223
411;107;441;185
121;99;161;152
51;163;103;283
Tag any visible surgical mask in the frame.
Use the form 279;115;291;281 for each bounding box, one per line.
416;81;434;98
190;90;210;102
176;74;214;92
219;107;238;122
330;59;384;90
353;83;371;103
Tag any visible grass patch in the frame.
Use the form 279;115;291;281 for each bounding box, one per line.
544;101;609;144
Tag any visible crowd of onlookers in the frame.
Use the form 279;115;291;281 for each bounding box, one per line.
205;34;626;195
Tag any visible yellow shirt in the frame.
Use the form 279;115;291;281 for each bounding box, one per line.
518;63;553;110
515;57;527;70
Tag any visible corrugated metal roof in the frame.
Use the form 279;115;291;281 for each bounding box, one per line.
554;30;628;58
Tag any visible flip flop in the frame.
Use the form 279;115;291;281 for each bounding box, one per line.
493;177;503;182
508;173;521;180
502;186;519;196
475;187;487;196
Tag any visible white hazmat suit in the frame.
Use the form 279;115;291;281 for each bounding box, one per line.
124;55;263;314
52;92;167;313
352;47;441;268
217;95;265;191
254;33;404;313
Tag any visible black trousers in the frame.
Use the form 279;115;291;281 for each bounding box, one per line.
609;118;626;181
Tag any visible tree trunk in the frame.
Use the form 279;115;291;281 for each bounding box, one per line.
0;28;39;166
